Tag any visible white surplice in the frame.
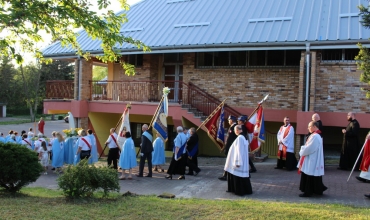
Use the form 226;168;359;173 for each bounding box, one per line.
224;135;249;178
297;133;325;176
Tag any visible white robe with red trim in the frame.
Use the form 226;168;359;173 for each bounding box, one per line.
277;125;295;153
297;133;324;176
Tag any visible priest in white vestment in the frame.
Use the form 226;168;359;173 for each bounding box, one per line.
276;116;297;170
297;121;327;197
224;125;252;196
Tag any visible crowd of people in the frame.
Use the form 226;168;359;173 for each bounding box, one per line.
1;112;369;199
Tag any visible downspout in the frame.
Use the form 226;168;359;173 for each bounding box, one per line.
78;55;82;101
305;43;310;111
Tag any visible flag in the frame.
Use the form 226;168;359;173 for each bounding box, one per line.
246;104;265;153
203;104;225;150
117;106;131;147
153;97;168;141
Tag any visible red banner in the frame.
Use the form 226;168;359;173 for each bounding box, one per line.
204;106;224;150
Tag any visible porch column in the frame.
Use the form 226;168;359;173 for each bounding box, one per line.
75;59;93;129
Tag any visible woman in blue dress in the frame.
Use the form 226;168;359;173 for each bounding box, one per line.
87;129;98;164
152;133;165;172
118;131;137;180
52;132;65;173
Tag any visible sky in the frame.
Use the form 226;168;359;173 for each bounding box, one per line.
23;0;142;64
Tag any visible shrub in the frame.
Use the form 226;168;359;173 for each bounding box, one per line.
57;115;64;120
0;142;43;193
57;159;120;198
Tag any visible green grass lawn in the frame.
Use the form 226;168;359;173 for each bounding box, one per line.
0;188;368;219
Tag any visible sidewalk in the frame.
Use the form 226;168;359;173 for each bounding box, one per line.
30;158;370;207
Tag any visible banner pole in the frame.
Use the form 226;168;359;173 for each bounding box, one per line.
148;96;164;130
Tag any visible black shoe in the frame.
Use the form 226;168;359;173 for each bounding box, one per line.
185;172;194;176
299;193;312;197
364;194;370;198
218;176;227;181
165;175;172;180
135;174;143;177
178;175;185;180
356;176;366;182
274;167;282;169
145;174;152;178
249;169;257;173
194;169;201;176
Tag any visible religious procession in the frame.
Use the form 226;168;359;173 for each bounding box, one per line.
2;88;369;201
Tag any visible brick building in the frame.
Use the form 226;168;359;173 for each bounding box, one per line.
43;0;370;157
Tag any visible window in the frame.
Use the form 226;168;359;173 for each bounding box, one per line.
230;51;247;66
267;50;284;66
128;54;143;67
286;50;302;66
344;49;359;60
214;52;229;66
249;51;266;66
196;50;301;68
321;49;359;62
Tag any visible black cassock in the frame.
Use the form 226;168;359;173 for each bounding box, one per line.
339;119;361;170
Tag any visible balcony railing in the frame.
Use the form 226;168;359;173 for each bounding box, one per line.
45;79;242;120
45;80;74;99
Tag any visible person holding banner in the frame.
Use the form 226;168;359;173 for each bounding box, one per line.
105;128;120;170
76;129;92;160
186;127;201;176
238;115;257;173
219;115;238;181
137;124;154;177
224;125;253;196
356;133;370;183
166;126;188;180
276;116;297;171
297;121;327;197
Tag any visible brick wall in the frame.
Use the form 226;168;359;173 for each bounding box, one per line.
183;53;301;110
314;60;368;113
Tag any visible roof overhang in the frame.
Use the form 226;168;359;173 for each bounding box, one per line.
43;40;370;59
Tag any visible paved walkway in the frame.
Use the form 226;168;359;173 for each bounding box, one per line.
30;158;370;207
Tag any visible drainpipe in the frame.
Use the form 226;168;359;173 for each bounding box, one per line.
305;43;310;111
78;56;82;101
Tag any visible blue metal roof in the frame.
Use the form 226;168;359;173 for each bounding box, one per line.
43;0;370;57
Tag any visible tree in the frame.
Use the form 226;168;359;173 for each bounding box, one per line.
93;66;108;81
0;0;149;76
356;4;370;98
0;56;18;104
18;64;42;121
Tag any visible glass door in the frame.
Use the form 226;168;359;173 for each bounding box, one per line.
164;64;183;102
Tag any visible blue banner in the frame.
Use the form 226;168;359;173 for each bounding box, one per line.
153;100;168;141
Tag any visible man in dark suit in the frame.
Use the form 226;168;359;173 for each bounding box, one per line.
219;115;237;181
136;124;154;177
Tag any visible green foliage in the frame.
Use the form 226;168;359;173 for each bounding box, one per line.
0;0;149;76
93;66;108;81
57;159;120;198
0;142;43;193
58;115;64;120
356;4;370;98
